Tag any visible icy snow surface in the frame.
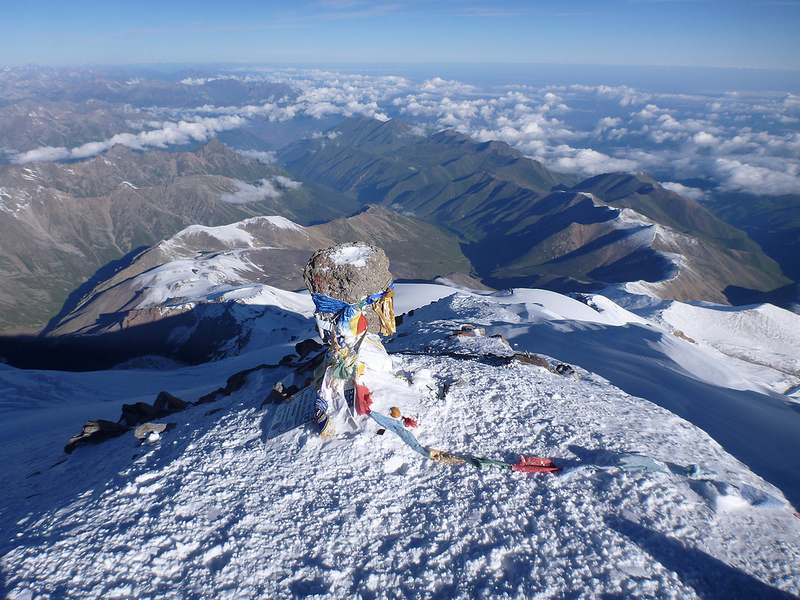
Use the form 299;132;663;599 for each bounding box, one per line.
131;250;294;311
164;215;303;252
659;301;800;395
331;244;374;267
605;286;800;398
178;223;256;247
1;284;799;599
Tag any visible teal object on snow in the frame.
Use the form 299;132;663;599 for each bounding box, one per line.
370;410;429;458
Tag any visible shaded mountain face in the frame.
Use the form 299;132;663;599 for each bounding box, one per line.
0;140;359;332
700;191;800;283
278;117;789;303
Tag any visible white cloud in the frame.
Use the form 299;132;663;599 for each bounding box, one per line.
539;92;569;113
219;179;281;204
11;115;246;164
547;146;639;176
13;146;71;163
713;158;800;196
235;149;277;164
274;175;302;190
10;68;800;199
691;131;720;147
217;72;800;195
419;77;480;97
631;104;670;122
595;84;652;107
661;182;707;201
218;176;302;205
595;116;622;132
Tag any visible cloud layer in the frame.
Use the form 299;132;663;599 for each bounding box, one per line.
12;116;246;164
10;68;800;197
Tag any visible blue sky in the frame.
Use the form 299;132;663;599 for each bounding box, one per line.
2;0;799;70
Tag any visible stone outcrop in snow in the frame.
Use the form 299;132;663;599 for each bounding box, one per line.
303;242;393;336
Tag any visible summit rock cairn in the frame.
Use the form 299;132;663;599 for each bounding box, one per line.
303;242;393;337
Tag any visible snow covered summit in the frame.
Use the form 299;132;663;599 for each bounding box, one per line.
1;280;799;599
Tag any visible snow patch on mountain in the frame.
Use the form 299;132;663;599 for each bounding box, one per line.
393;282;460;315
159;215;304;256
261;214;303;230
20;167;38;181
655;300;800;396
601;282;800;397
610;208;687;282
178;223;257;248
132;250;281;310
0;188;19;213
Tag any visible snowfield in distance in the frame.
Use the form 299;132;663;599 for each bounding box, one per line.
1;282;799;599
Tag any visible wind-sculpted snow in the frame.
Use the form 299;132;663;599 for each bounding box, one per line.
1;284;799;599
398;291;800;510
132;253;300;311
660;302;800;394
3;357;799;598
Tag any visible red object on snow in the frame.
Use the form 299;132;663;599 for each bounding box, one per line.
512;456;561;473
354;383;373;416
402;416;418;428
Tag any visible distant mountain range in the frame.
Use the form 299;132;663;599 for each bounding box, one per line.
0;67;325;160
279;116;789;303
0;140;359;332
0;115;792;337
0;67;295;108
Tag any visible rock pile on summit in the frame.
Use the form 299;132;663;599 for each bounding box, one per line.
304;242;392;336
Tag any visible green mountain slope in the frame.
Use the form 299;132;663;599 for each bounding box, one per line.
278;117;790;303
701;191;800;283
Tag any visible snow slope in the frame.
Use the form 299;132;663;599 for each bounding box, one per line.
604;285;800;398
659;301;800;396
2;284;799;599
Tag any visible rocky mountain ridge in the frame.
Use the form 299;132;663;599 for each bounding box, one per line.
0;140;359;332
279;117;789;303
0;116;791;334
42;205;474;342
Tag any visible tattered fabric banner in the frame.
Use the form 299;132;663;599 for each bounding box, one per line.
354;382;373;416
266;386;317;439
369;410;430;458
311;282;395;337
